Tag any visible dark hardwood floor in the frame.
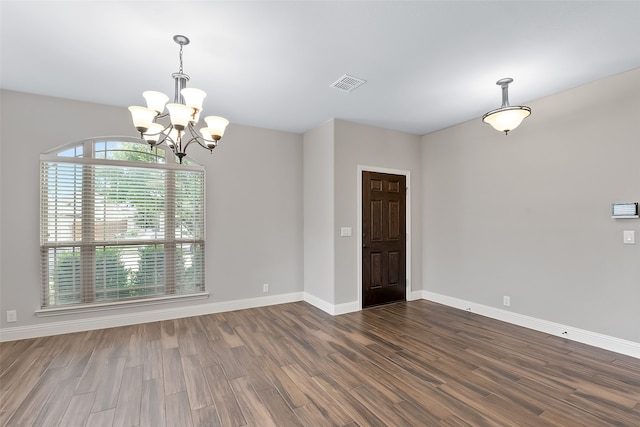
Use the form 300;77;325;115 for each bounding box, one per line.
1;300;639;426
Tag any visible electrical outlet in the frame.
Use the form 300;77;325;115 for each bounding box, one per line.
6;310;17;323
624;230;636;244
503;296;511;307
263;283;269;293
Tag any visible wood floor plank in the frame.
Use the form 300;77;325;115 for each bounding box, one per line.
539;403;613;427
211;340;247;380
141;319;162;342
311;372;387;426
0;346;49;414
233;324;266;357
85;408;115;427
282;341;327;377
217;320;245;348
390;368;454;420
292;402;339;427
202;364;246;427
46;333;77;369
65;339;97;380
97;326;130;359
391;399;443;426
193;334;223;368
126;324;145;368
329;352;404;404
258;387;304;426
249;332;296;367
177;328;199;357
478;391;557;426
141;377;166;427
0;339;35;370
182;354;214;410
31;376;80;427
91;356;126;412
163;347;187;395
161;319;179;349
191;404;223;427
231;345;274;392
349;384;413;426
75;347;111;394
143;339;163;380
59;392;95;427
257;354;310;409
564;389;640;426
166;391;194;427
4;366;67;426
229;376;278;427
1;300;640;426
113;365;143;427
281;363;355;426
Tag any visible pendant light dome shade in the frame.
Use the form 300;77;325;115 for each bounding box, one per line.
482;78;531;135
482;106;531;134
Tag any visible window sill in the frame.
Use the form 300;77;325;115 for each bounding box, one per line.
35;292;210;317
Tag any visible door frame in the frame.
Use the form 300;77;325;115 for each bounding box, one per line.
357;165;412;310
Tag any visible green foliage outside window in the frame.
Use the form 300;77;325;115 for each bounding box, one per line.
53;247;130;304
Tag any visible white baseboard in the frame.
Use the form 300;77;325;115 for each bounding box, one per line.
421;290;640;360
303;293;359;315
333;300;360;315
408;290;423;301
0;292;304;342
4;289;638;361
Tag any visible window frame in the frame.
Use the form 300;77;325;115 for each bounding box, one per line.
38;137;208;315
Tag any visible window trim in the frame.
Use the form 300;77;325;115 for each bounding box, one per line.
35;292;210;317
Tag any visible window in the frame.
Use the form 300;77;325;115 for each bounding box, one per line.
40;138;205;309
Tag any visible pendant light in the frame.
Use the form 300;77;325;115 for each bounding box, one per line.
482;78;531;135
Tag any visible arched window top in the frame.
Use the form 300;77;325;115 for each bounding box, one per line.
43;137;203;168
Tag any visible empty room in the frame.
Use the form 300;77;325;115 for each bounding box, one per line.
1;1;639;426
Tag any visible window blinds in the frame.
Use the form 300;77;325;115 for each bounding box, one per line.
40;157;205;308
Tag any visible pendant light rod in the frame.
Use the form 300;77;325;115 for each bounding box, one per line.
497;77;513;108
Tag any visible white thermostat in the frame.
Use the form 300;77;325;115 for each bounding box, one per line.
611;202;638;218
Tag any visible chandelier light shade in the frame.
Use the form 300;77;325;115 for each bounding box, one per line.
204;116;230;138
142;91;169;113
128;35;229;163
482;78;531;135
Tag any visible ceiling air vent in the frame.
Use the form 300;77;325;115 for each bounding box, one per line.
330;74;366;93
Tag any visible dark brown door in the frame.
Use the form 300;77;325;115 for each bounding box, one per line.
362;171;406;308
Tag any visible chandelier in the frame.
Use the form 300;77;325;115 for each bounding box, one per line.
482;78;531;135
128;35;229;163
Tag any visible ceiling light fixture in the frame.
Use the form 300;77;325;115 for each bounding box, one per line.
128;35;229;163
482;78;531;135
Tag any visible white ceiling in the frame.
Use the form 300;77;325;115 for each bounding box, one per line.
2;1;639;135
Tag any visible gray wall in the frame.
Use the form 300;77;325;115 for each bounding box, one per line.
333;119;422;305
0;90;303;330
302;119;422;308
303;120;335;303
421;68;640;342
